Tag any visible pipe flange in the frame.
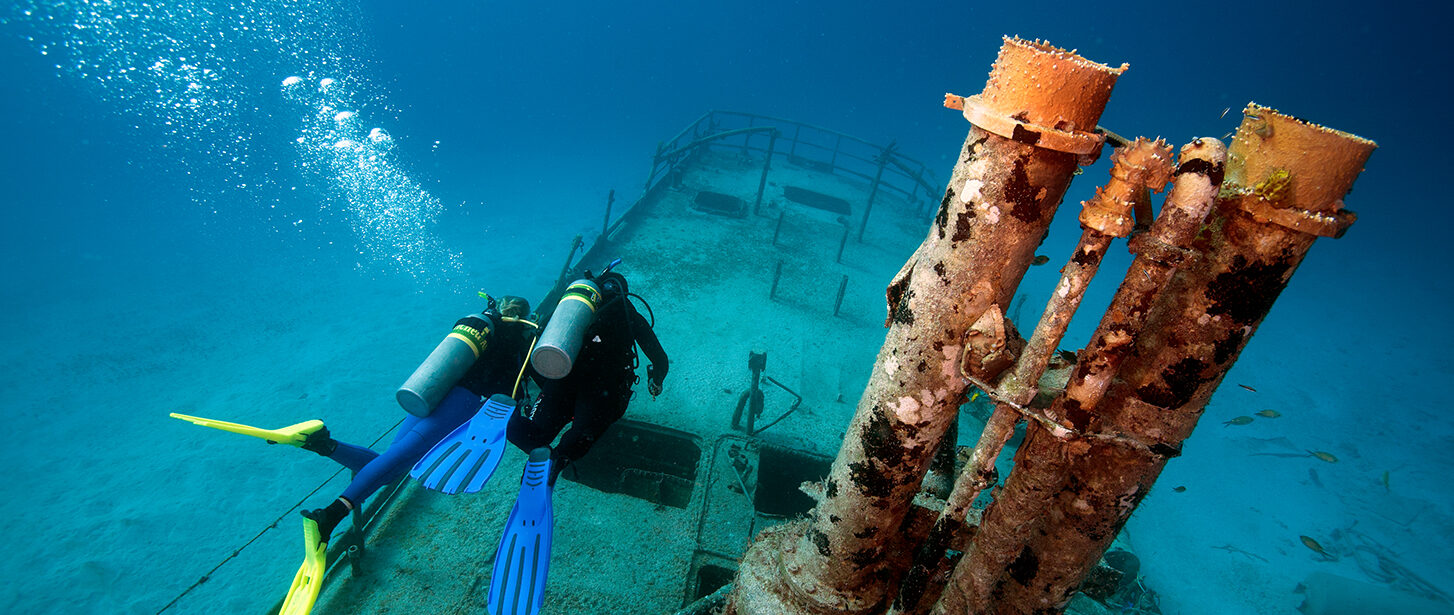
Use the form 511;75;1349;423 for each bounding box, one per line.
1080;192;1138;237
1231;194;1358;238
945;93;1106;156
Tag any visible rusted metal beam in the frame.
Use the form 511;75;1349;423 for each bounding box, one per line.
726;36;1125;615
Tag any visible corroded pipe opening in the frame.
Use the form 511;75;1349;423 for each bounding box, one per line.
1226;103;1376;213
981;36;1127;133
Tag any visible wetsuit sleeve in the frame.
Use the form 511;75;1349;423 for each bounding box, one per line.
632;308;668;380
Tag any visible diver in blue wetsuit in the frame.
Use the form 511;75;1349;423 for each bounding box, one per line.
170;295;536;614
299;295;534;543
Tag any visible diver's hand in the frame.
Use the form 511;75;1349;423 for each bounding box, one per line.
647;364;663;398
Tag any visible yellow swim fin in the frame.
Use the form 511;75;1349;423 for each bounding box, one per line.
168;412;325;447
279;517;328;615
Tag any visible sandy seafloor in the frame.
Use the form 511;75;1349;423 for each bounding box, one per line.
3;2;1454;615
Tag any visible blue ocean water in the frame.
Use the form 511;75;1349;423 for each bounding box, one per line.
1;1;1450;614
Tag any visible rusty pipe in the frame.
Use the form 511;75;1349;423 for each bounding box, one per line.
974;106;1375;614
1052;137;1227;428
1000;137;1174;408
725;37;1125;615
893;137;1172;615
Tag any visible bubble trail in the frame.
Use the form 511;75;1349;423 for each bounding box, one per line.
284;75;463;281
6;1;463;283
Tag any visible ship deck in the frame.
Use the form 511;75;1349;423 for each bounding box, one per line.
300;111;941;614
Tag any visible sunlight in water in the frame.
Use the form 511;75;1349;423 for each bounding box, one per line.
6;0;463;282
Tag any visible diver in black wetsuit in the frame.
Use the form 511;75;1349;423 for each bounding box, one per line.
507;269;668;483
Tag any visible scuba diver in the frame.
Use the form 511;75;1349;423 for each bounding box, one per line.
170;294;535;615
474;261;668;615
511;261;669;484
297;294;534;541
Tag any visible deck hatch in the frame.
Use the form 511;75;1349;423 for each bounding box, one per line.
692;190;748;217
754;445;832;517
563;420;702;509
783;185;852;215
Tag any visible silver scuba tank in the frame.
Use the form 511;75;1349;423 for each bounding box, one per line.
531;279;601;379
396;315;491;416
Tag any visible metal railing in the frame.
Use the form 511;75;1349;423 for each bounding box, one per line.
600;110;942;243
651;110;938;207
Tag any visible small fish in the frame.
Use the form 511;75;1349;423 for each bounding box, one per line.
1255;409;1281;418
1173;486;1186;493
1308;450;1338;463
1223;416;1254;426
1300;535;1333;560
1381;470;1390;492
969;390;980;402
1031;255;1050;266
1238;383;1258;392
1220;107;1231;119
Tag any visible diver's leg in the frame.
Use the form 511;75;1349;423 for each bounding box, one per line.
294;419;391;472
327;440;384;472
506;381;573;452
308;413;420;474
339;387;482;503
550;382;631;482
309;387;482;541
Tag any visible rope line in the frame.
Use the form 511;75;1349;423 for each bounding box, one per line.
154;416;406;614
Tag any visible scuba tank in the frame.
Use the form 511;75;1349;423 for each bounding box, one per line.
396;314;493;417
531;279;601;379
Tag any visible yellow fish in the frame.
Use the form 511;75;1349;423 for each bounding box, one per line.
1308;451;1338;463
1223;416;1254;426
1255;409;1281;418
1300;535;1333;560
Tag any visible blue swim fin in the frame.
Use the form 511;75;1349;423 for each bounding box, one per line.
488;448;554;615
410;394;515;494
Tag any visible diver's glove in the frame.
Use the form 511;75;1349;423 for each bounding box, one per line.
647;364;664;398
